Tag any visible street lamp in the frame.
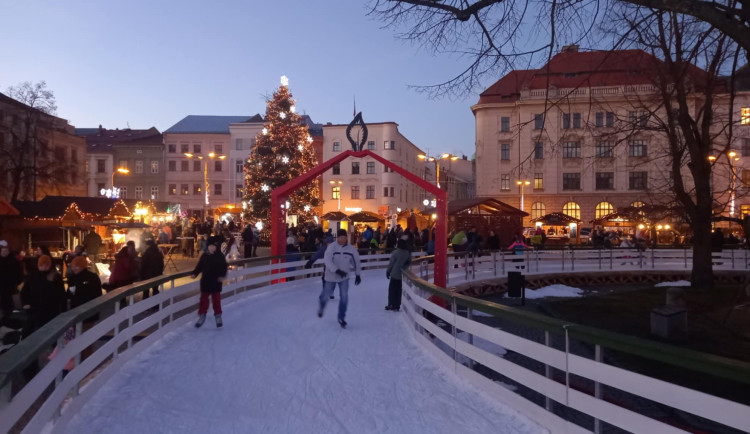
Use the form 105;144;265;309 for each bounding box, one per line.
516;180;530;212
185;152;226;220
418;152;458;188
729;151;739;216
329;179;343;211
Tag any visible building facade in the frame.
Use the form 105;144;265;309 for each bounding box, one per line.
321;122;427;216
229;115;264;206
0;92;87;201
78;126;164;201
473;46;750;227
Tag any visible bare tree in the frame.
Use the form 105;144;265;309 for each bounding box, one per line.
1;81;65;202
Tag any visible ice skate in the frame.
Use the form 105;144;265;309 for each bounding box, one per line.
195;314;206;328
215;314;223;328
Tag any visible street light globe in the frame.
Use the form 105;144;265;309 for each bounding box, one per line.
729;151;737;158
423;199;430;206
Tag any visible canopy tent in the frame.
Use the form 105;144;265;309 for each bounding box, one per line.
531;212;582;225
348;211;384;224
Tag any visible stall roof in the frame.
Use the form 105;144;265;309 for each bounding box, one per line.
591;212;643;225
321;211;350;221
531;212;582;225
348;211;384;223
0;199;19;216
423;197;528;216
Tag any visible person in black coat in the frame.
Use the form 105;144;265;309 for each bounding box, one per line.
21;255;67;334
191;236;228;328
0;240;23;318
67;256;103;323
141;239;165;299
241;224;255;259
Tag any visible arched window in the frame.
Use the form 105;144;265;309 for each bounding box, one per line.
630;201;646;208
595;202;614;219
562;202;581;220
531;202;546;220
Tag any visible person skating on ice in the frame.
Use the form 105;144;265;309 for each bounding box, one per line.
319;229;362;328
385;238;411;311
191;236;228;328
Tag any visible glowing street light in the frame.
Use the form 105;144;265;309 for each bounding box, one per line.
418;152;459;188
329;179;343;211
185;151;226;220
516;180;531;212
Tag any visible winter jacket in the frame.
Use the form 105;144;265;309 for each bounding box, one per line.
21;269;67;325
141;244;165;280
192;250;228;293
323;242;362;283
108;248;136;290
386;246;412;280
0;254;23;292
67;269;103;323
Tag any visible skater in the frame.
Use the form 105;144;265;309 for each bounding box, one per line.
319;229;362;328
304;234;334;299
385;238;411;311
191;236;228;328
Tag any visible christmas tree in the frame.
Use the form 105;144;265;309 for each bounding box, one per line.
243;76;320;230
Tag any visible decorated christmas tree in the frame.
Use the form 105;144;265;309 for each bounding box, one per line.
243;76;320;230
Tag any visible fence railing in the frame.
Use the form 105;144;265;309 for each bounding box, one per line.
1;250;749;433
400;269;750;433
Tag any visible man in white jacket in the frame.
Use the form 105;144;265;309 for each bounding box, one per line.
319;229;362;328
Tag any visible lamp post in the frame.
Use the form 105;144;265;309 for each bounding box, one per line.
728;151;739;217
185;151;226;221
516;180;530;212
329;179;343;211
418;152;459;189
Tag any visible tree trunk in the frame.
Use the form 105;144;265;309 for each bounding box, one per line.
691;215;714;290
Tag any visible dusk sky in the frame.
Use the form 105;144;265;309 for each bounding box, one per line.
0;0;507;159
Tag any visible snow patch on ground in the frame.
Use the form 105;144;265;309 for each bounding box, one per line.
524;284;584;299
654;280;691;287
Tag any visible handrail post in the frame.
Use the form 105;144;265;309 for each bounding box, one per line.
535;249;539;272
561;247;565;271
544;331;552;412
731;248;735;269
594;344;603;433
651;245;655;269
571;247;575;271
598;247;602;270
73;320;82;396
467;308;475;369
493;251;497;276
451;297;458;363
609;248;613;270
113;300;121;360
127;294;135;350
501;250;505;275
684;246;688;269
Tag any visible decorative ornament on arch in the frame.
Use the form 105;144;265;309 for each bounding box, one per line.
346;112;368;152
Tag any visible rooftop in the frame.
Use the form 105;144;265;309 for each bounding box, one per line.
164;115;262;134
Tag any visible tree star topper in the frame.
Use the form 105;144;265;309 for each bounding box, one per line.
280;75;289;87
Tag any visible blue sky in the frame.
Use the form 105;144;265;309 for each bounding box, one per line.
0;0;498;158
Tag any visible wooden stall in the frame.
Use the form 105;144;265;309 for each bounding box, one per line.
531;212;583;245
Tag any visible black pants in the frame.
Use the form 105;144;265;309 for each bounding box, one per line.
244;244;253;259
388;278;403;308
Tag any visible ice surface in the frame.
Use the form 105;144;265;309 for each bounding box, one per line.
63;269;545;434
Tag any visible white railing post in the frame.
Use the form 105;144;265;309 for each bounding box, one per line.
127;294;134;350
501;251;505;275
113;300;121;360
466;308;475;369
598;248;602;270
594;344;603;433
544;331;552;412
684;246;688;268
609;248;613;270
571;247;575;271
73;321;82;397
493;251;497;276
651;246;655;269
451;297;458;364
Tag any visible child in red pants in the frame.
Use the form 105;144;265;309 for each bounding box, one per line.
191;236;228;328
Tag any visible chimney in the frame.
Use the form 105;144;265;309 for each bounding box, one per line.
561;44;579;53
98;124;103;134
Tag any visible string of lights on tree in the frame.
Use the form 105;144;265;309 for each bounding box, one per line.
243;76;321;230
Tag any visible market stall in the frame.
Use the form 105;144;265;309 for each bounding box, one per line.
531;212;583;245
321;211;350;233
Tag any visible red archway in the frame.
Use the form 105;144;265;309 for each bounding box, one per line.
271;149;448;288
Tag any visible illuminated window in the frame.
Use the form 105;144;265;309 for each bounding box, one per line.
595;202;614;219
742;107;750;125
562;202;581;220
531;202;546;219
534;173;543;190
332;186;340;200
631;201;645;208
741;204;750;217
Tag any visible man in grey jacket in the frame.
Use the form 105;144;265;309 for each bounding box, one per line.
385;238;411;311
319;229;362;328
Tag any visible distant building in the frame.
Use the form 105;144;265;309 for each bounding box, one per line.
77;126;163;201
0;92;87;201
229;114;265;206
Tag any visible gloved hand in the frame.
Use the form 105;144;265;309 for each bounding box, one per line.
386;272;391;280
335;269;347;278
355;275;361;285
304;260;313;269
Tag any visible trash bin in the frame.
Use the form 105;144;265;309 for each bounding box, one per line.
508;271;525;298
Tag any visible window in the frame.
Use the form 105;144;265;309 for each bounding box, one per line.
501;117;510;132
181;184;189;195
135;186;143;199
629;140;647;157
501;144;511;160
97;183;105;194
742;204;750;217
384;165;393;173
333;141;341;152
743;138;750;157
383;187;395;197
235;184;243;198
150;186;158;199
573;113;581;129
169;184;177;195
97;159;106;173
631;201;646;208
151;161;159;174
136;149;142;154
193;144;201;154
595;172;614;190
562;202;581;219
384;140;396;150
534;142;544;159
743;169;750;187
606;112;615;127
236;160;244;173
629;110;648;127
181;161;189;172
742;107;750;125
214;144;222;154
563;141;581;158
595;112;604;127
71;149;78;163
629;171;648;190
332;186;341;199
562;173;581;190
55;147;66;161
563;113;570;129
351;162;360;175
135;160;144;174
500;174;510;191
534;114;544;130
194;184;202;195
120;187;127;199
168;144;176;153
214;184;222;195
193;161;201;172
119;160;128;169
367;141;375;150
366;185;375;199
531;202;546;220
168;161;176;172
366;162;375;174
534;173;543;190
596;141;614;158
214;161;222;172
595;202;614;219
181;144;189;154
351;186;360;199
333;163;340;175
235;139;244;150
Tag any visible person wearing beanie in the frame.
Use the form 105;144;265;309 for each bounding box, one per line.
385;239;412;311
0;239;23;317
319;229;362;328
21;255;67;333
191;235;228;328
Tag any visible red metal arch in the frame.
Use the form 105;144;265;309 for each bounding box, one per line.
271;149;448;288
